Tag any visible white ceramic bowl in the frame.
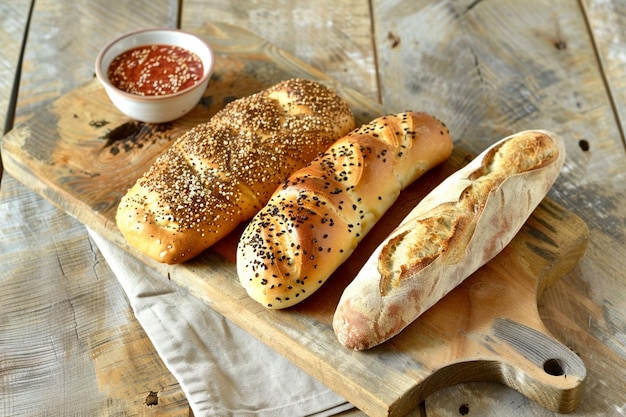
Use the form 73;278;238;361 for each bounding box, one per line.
95;28;214;123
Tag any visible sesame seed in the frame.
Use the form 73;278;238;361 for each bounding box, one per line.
122;78;354;264
236;110;451;308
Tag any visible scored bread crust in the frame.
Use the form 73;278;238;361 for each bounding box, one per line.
236;112;453;309
116;78;355;264
332;130;566;350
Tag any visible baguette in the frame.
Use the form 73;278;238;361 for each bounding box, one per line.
236;112;453;308
116;78;355;264
333;130;566;350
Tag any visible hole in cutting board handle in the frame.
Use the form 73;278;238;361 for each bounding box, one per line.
543;358;565;376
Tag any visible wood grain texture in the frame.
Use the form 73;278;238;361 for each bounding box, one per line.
1;0;191;416
2;0;626;416
0;2;29;131
0;176;190;417
0;1;30;181
181;0;378;102
369;0;626;415
582;0;626;147
13;0;179;126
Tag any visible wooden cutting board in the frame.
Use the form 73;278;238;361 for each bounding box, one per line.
1;22;588;417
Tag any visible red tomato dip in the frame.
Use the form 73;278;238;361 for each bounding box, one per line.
107;44;204;96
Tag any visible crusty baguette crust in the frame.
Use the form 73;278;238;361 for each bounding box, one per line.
237;112;453;308
116;78;355;264
333;130;566;350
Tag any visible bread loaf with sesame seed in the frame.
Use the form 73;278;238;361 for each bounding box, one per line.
116;78;355;264
333;130;566;350
236;112;453;309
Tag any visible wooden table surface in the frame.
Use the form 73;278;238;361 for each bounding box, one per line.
1;1;624;416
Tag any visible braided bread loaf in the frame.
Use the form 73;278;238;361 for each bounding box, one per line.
116;78;355;264
237;112;453;308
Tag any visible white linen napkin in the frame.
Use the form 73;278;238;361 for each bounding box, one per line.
88;229;353;417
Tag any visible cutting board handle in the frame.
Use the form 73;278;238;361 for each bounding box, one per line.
493;317;586;413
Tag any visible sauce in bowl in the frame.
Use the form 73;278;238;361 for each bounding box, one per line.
107;44;204;96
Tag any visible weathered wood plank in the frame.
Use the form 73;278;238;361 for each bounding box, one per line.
582;0;626;150
1;0;190;416
0;176;188;416
370;0;626;415
0;1;30;129
181;0;378;102
13;0;180;125
0;1;30;180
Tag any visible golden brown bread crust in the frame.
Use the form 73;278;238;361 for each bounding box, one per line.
116;78;355;264
333;130;566;350
236;112;453;308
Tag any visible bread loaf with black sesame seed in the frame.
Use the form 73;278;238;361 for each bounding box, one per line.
236;112;453;309
333;130;566;350
116;78;355;264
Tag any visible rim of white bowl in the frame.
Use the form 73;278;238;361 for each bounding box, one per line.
95;28;214;102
